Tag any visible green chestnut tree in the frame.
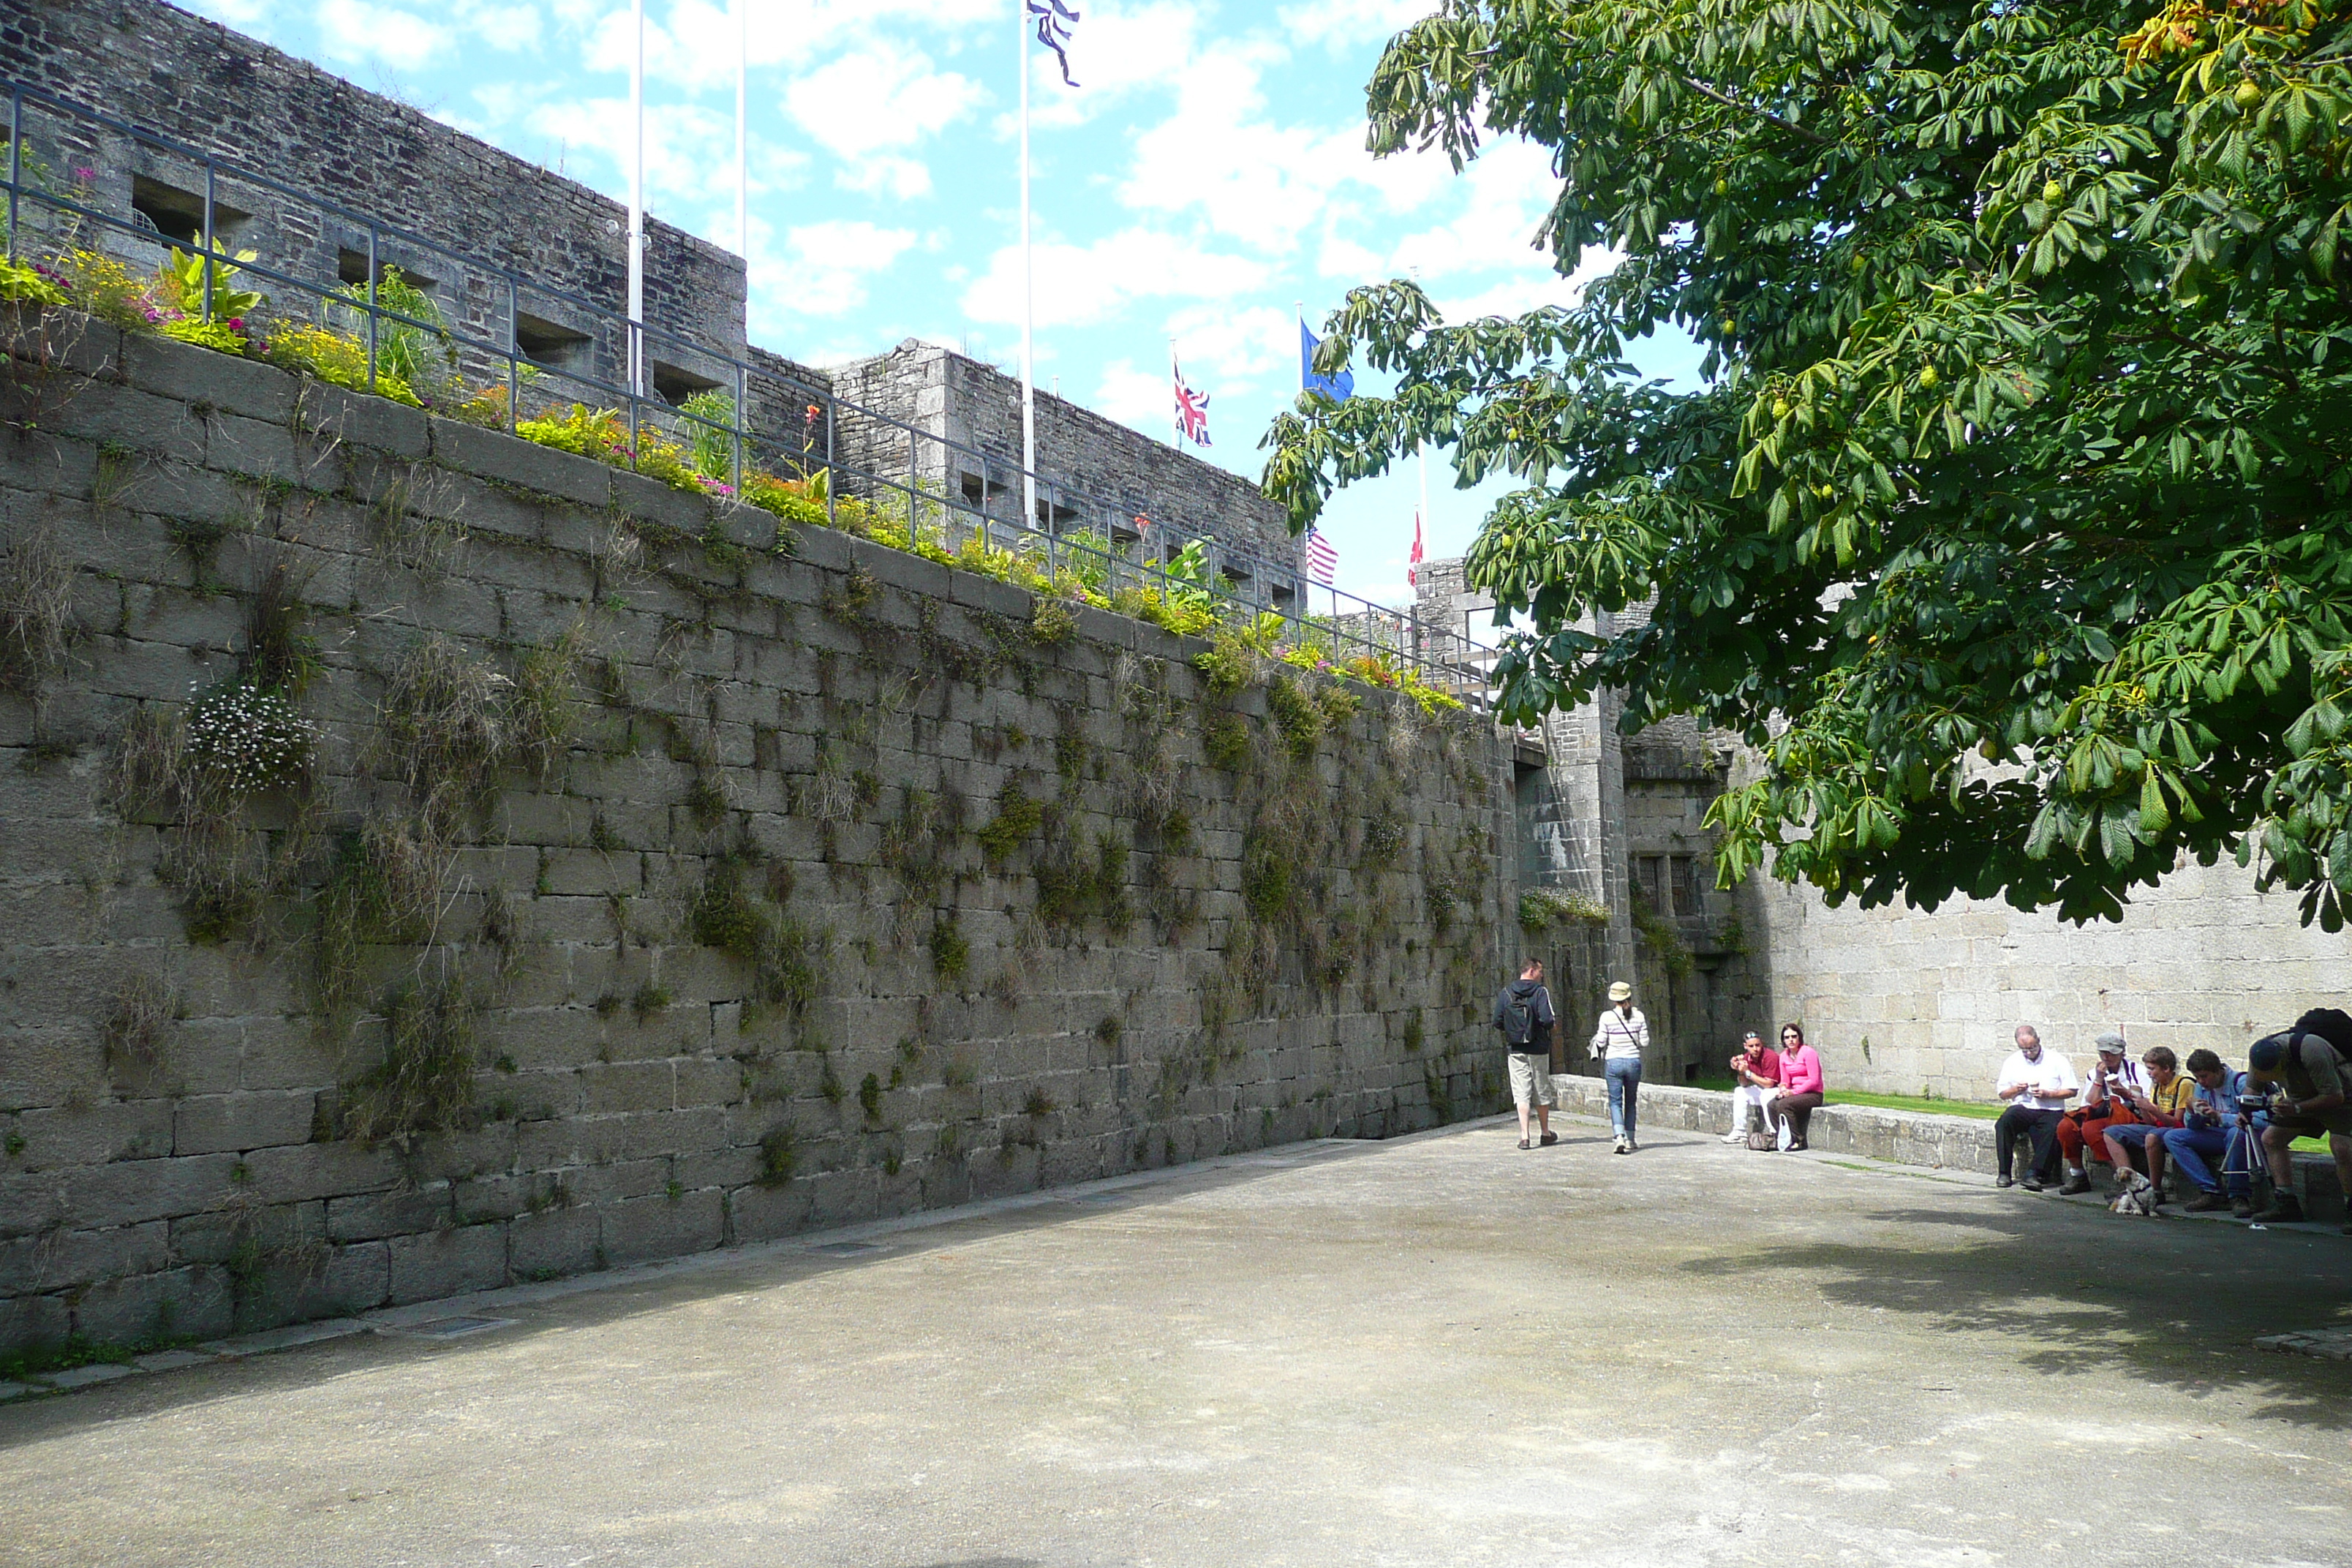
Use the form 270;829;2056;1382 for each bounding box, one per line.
1264;0;2352;927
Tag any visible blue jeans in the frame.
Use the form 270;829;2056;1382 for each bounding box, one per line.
1605;1058;1643;1141
2162;1123;2256;1196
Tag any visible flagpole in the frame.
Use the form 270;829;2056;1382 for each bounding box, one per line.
1295;299;1305;397
1019;0;1036;535
734;0;747;260
627;0;644;396
1169;339;1179;446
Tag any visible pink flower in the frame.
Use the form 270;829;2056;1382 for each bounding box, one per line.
225;317;245;331
72;167;95;184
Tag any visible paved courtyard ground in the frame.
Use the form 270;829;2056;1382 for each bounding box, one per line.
4;1112;2348;1567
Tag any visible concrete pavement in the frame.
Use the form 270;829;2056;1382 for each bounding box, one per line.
3;1112;2348;1567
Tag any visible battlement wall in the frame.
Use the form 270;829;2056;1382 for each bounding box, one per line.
0;313;1516;1357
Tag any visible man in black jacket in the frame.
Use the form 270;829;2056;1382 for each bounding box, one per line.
1494;960;1558;1150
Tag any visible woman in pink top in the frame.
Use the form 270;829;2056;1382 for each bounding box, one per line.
1769;1023;1825;1151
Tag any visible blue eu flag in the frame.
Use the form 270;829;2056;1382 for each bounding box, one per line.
1300;320;1354;404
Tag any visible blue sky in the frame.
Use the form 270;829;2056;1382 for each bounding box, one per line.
183;0;1700;605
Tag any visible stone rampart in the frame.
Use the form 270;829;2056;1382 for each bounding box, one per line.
0;312;1517;1358
2;0;746;382
1749;864;2350;1101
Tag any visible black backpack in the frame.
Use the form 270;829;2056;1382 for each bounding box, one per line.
1501;992;1535;1047
2292;1008;2352;1065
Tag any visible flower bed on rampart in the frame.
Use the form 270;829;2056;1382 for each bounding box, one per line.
2;245;1463;716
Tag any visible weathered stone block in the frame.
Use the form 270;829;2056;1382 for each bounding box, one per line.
387;1222;508;1305
599;1188;723;1266
508;1207;601;1278
121;333;298;426
203;411;301;484
173;1091;318;1156
291;380;431;459
326;1186;452;1243
430;418;613;509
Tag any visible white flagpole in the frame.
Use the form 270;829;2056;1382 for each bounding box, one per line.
1019;1;1036;533
735;0;747;259
1169;339;1179;446
627;0;645;396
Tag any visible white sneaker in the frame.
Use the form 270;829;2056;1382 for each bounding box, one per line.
1722;1131;1748;1145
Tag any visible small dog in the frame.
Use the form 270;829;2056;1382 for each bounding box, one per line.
2110;1169;2160;1217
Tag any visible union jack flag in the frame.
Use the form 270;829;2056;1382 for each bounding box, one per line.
1174;361;1211;448
1306;527;1338;585
1028;0;1080;86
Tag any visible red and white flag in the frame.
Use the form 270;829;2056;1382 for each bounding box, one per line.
1173;360;1212;448
1306;527;1337;585
1408;510;1424;587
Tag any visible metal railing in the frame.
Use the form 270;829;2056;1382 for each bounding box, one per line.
1;74;1497;707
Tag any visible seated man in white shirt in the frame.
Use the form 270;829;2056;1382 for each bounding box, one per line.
1993;1024;2080;1191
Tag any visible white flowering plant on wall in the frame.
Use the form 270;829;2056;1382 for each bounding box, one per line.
184;681;319;794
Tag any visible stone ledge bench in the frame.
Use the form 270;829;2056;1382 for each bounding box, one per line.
1548;1075;2345;1223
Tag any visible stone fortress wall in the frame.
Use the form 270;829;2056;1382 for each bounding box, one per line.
1;0;747;390
1749;861;2348;1099
830;342;1305;598
0;322;1518;1357
0;0;1295;587
1415;557;2346;1096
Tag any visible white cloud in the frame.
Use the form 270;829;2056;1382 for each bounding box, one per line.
1278;0;1435;48
961;228;1273;330
785;48;987;159
316;0;452;69
1167;303;1293;388
590;0;1009;94
1093;357;1174;439
1382;140;1561;280
756;220;919;317
836;155;932;201
187;0;275;26
469;2;544;53
1022;1;1206;129
529;95;742;208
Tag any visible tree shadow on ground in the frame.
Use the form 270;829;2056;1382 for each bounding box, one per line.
1680;1196;2352;1431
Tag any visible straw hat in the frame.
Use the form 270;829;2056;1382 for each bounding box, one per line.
1608;981;1632;1002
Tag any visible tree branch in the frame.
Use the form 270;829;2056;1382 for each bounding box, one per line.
1679;77;1836;146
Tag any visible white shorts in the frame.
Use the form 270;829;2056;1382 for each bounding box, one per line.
1508;1051;1555;1109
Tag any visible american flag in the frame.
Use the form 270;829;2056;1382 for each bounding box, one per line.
1173;361;1212;447
1306;527;1338;584
1028;0;1080;86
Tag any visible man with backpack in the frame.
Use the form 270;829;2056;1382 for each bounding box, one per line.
2245;1007;2352;1234
1493;960;1558;1151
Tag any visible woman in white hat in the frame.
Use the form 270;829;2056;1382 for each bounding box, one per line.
1590;981;1649;1153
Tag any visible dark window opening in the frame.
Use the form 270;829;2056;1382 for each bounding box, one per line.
334;249;440;293
1270;582;1297;610
1221;564;1251;588
960;472;984;505
514;312;592;373
1632;856;1665;911
130;175;248;248
1670;856;1703;917
652;361;723;405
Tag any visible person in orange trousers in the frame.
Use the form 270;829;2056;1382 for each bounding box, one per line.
2054;1033;2144;1194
